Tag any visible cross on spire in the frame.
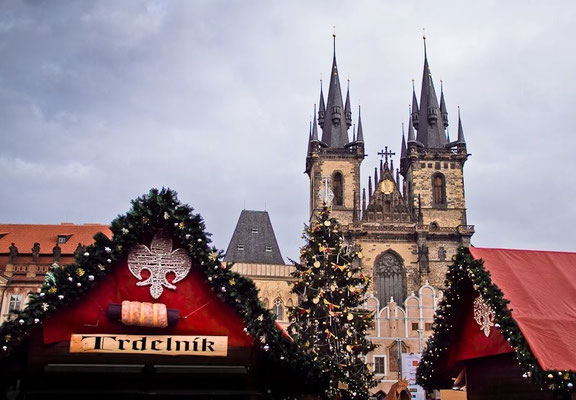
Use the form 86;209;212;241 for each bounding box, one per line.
377;146;396;164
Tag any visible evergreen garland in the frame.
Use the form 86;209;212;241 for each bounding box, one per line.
288;206;377;399
416;246;575;393
0;188;328;398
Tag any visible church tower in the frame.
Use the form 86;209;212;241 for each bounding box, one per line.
401;38;470;230
305;37;474;309
305;35;365;225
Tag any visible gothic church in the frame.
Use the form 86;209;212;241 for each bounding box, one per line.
305;37;474;309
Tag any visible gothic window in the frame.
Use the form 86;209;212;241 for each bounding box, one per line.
374;251;407;307
432;173;446;205
272;297;284;321
387;341;409;374
332;172;343;206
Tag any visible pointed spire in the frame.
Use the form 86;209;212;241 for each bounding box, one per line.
440;80;449;128
345;80;352;127
457;106;466;143
408;114;416;142
396;168;400;184
390;159;394;176
307;120;312;155
311;104;319;142
362;188;366;216
446;128;451;143
374;167;378;188
400;123;407;159
411;81;419;129
318;80;325;128
320;33;349;148
416;35;447;149
368;176;373;201
356;105;364;143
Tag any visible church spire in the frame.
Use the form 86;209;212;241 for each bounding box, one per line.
440;80;449;128
457;106;466;144
356;105;364;143
408;114;416;142
318;80;325;128
320;33;349;148
416;35;447;149
400;123;407;160
311;104;319;142
411;80;419;130
345;81;352;128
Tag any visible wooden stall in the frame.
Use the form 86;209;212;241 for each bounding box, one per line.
416;247;576;400
0;190;325;399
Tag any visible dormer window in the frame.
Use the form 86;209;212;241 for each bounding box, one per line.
237;244;245;251
57;235;72;244
251;228;259;234
265;246;272;253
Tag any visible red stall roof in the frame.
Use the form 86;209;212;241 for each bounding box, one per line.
470;247;576;371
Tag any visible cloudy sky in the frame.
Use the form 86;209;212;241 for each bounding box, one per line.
1;0;575;260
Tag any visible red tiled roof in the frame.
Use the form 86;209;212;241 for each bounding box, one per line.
0;224;112;255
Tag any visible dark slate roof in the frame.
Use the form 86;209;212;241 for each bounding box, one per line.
223;210;285;265
320;53;350;148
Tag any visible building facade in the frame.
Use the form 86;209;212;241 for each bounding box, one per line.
304;38;474;394
0;224;111;321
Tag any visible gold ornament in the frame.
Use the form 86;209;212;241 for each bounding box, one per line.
357;252;363;259
208;251;219;261
313;297;320;304
48;287;57;294
229;278;236;285
324;220;331;226
163;211;170;220
41;303;49;311
313;261;321;268
98;264;105;271
178;222;185;229
347;313;354;321
76;268;85;277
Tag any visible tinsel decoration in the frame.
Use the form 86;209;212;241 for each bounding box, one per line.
416;246;576;394
288;205;377;400
0;188;329;398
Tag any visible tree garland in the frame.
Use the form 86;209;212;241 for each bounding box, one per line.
0;188;328;398
416;246;575;393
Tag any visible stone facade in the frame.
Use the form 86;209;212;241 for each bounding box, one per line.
230;262;297;328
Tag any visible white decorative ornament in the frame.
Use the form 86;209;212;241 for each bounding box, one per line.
318;175;334;205
127;230;191;299
473;295;495;337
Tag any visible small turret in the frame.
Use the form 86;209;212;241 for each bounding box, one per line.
318;81;326;129
440;81;449;128
356;105;364;143
411;81;419;130
345;82;352;127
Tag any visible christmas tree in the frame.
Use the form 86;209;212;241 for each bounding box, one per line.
288;206;376;399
